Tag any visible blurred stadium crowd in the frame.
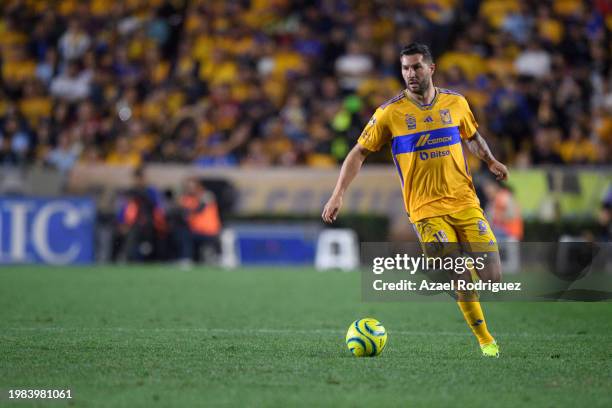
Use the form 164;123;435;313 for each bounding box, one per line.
0;0;610;174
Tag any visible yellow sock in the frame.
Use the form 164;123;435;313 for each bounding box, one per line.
457;296;495;345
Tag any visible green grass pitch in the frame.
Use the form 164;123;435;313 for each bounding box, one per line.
1;266;611;407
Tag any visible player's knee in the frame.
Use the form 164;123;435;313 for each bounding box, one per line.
483;261;502;283
478;253;502;283
488;267;502;283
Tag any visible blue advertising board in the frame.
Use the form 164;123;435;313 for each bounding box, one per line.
229;224;318;266
0;197;95;265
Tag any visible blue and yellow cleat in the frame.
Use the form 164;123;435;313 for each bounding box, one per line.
480;341;500;358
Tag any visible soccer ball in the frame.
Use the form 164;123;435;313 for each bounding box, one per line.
345;318;387;357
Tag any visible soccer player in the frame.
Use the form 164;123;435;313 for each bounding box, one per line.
322;43;508;357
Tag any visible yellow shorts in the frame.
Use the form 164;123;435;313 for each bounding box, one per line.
413;207;498;256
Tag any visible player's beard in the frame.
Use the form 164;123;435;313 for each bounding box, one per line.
408;76;431;96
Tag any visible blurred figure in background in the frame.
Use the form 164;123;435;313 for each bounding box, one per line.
177;177;222;265
597;185;612;242
161;188;188;262
0;135;19;168
483;178;524;242
45;131;78;175
116;167;166;262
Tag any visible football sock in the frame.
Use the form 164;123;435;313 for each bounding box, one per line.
457;294;495;345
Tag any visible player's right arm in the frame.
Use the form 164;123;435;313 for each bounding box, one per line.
322;107;391;223
322;144;371;223
457;96;508;181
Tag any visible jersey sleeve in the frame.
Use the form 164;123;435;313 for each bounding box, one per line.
357;107;391;151
459;97;478;140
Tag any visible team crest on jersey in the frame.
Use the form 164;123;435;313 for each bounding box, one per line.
439;109;452;124
478;220;488;235
405;114;416;130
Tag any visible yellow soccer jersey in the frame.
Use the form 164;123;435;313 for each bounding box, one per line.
358;88;481;222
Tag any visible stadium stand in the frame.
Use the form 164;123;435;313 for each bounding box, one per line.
0;0;609;174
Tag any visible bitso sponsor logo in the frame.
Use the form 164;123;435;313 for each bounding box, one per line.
419;150;450;160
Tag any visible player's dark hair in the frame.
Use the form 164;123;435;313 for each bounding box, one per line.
400;43;433;64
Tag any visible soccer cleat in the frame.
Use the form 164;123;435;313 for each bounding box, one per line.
480;341;500;358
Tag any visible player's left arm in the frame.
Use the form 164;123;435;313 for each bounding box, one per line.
465;131;509;181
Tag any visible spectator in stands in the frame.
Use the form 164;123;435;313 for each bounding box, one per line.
0;135;19;168
106;135;142;167
514;41;552;79
35;48;59;86
559;124;598;164
2;117;30;164
335;41;374;92
45;131;78;174
501;2;533;44
178;177;222;264
57;20;91;61
49;60;92;102
242;139;272;167
2;46;37;93
528;126;564;165
20;80;51;133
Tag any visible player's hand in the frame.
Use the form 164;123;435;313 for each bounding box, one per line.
488;160;509;181
322;194;343;223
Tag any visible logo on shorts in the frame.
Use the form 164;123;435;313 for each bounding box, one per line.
421;223;433;237
405;114;416;130
478;220;488;235
434;230;449;242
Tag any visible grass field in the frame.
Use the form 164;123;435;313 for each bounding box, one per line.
1;266;611;407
